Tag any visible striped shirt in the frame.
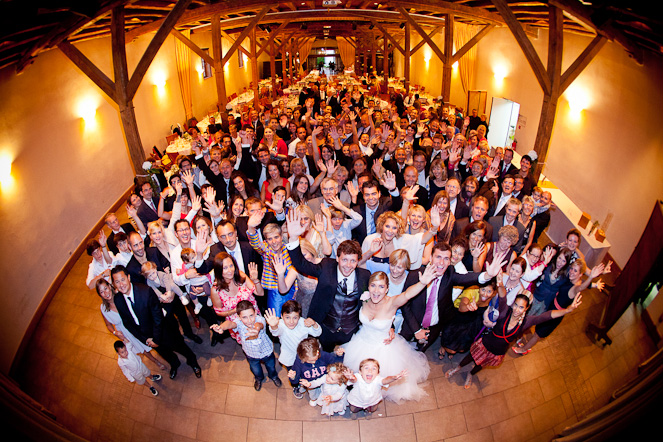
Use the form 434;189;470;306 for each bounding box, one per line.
248;230;299;292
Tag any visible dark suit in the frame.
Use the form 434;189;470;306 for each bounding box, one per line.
108;223;136;255
400;266;483;352
532;208;551;243
450;197;470;220
488;216;526;249
452;217;493;243
136;197;160;225
288;243;371;351
114;283;198;370
351;195;402;245
235;212;282;243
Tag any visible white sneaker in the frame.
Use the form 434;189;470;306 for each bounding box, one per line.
309;400;317;407
180;295;190;306
207;297;213;307
194;302;203;315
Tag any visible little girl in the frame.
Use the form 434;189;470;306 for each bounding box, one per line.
345;358;407;419
299;362;349;416
178;247;214;314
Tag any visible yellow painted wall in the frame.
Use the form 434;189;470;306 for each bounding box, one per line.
0;31;253;374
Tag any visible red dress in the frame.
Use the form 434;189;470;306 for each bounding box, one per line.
264;177;289;203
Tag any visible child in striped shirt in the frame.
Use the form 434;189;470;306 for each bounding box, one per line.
248;216;298;316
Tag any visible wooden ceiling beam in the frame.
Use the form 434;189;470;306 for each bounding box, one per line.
219;6;271;66
370;19;404;55
451;23;495;64
171;29;215;65
398;7;446;62
256;21;290;58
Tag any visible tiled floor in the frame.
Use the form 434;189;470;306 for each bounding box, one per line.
14;230;657;441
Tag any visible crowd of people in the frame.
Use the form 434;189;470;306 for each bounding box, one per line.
87;71;609;410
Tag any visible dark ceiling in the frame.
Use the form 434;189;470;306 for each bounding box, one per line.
0;0;660;73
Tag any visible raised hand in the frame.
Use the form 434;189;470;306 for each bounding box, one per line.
247;207;267;229
303;317;317;328
173;180;183;196
381;170;397;191
190;194;202;214
486;249;509;278
595;279;605;292
403;185;420;202
419;263;441;285
286;209;306;239
329;125;340;140
471;242;485;258
429;204;441;229
329;195;345;211
467;300;478;311
265;192;285;213
590;262;606;279
264;308;279;329
542;246;556;264
248;262;259;281
325;159;338;176
98;230;108;247
181;169;195;186
316;159;327;174
202;186;217;205
126;204;138;219
370;237;383;253
313;213;326;233
569;293;583;311
463;116;470;127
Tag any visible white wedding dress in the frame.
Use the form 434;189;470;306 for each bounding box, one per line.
342;309;430;403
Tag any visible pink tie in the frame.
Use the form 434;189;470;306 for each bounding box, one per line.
422;277;439;328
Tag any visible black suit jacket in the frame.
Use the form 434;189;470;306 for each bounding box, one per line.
532;209;551;242
400;266;482;341
108;223;136;255
114;283;164;345
235;212;282;243
452;217;493;243
197;241;262;278
136;197;160;225
351;195;402;245
288;243;371;325
450;197;470;220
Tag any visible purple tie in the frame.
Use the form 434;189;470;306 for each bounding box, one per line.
422;277;439;328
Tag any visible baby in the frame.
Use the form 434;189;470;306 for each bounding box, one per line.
345;358;407;419
299;362;349;416
178;247;213;314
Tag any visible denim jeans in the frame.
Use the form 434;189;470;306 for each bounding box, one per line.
246;352;278;381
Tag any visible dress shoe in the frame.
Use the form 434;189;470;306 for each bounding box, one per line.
193;366;202;378
271;376;282;388
210;332;223;347
169;368;178;379
186;333;203;344
254;379;263;391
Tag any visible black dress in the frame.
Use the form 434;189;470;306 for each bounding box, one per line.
440;303;488;353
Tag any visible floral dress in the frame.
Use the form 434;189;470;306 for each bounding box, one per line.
215;283;260;343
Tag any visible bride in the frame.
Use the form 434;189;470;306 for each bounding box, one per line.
341;264;442;403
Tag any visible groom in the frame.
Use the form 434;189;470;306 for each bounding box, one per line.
285;210;371;352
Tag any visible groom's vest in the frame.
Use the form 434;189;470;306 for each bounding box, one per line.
323;275;360;334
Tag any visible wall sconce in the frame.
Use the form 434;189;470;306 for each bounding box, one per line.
0;153;13;189
77;97;98;129
153;71;167;95
565;84;590;118
493;65;507;86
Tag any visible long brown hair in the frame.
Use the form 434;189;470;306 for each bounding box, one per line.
213;252;246;291
95;279;115;312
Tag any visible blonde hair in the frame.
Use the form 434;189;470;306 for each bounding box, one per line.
297;204;314;223
147;221;165;246
389;249;411;269
408;204;430;230
140;261;157;275
368;271;389;287
299;238;317;258
359;358;380;372
263;223;281;239
376;211;405;237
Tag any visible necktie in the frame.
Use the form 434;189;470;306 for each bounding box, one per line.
421;277;439;328
229;250;236;259
340;277;348;294
367;209;376;235
126;296;140;325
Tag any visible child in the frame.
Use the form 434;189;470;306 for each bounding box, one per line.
320;196;363;259
264;301;322;397
212;300;282;391
345;358;407;419
248;219;298;315
141;261;186;306
115;340;161;396
177;247;213;314
288;337;344;400
299;362;349;416
100;232;133;268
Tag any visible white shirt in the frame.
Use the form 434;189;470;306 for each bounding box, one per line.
225;242;246;274
362;232;426;271
494;193;512;216
337;267;356;293
270;318;322;366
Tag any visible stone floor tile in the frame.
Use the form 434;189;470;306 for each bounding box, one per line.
490;411;535;442
359;413;417;442
225;383;278;419
384;380;438;416
302;419;360;442
197;411;248;442
529;396;567;434
153;401;200;439
413;404;466;442
462;392;510;431
247;418;303;442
